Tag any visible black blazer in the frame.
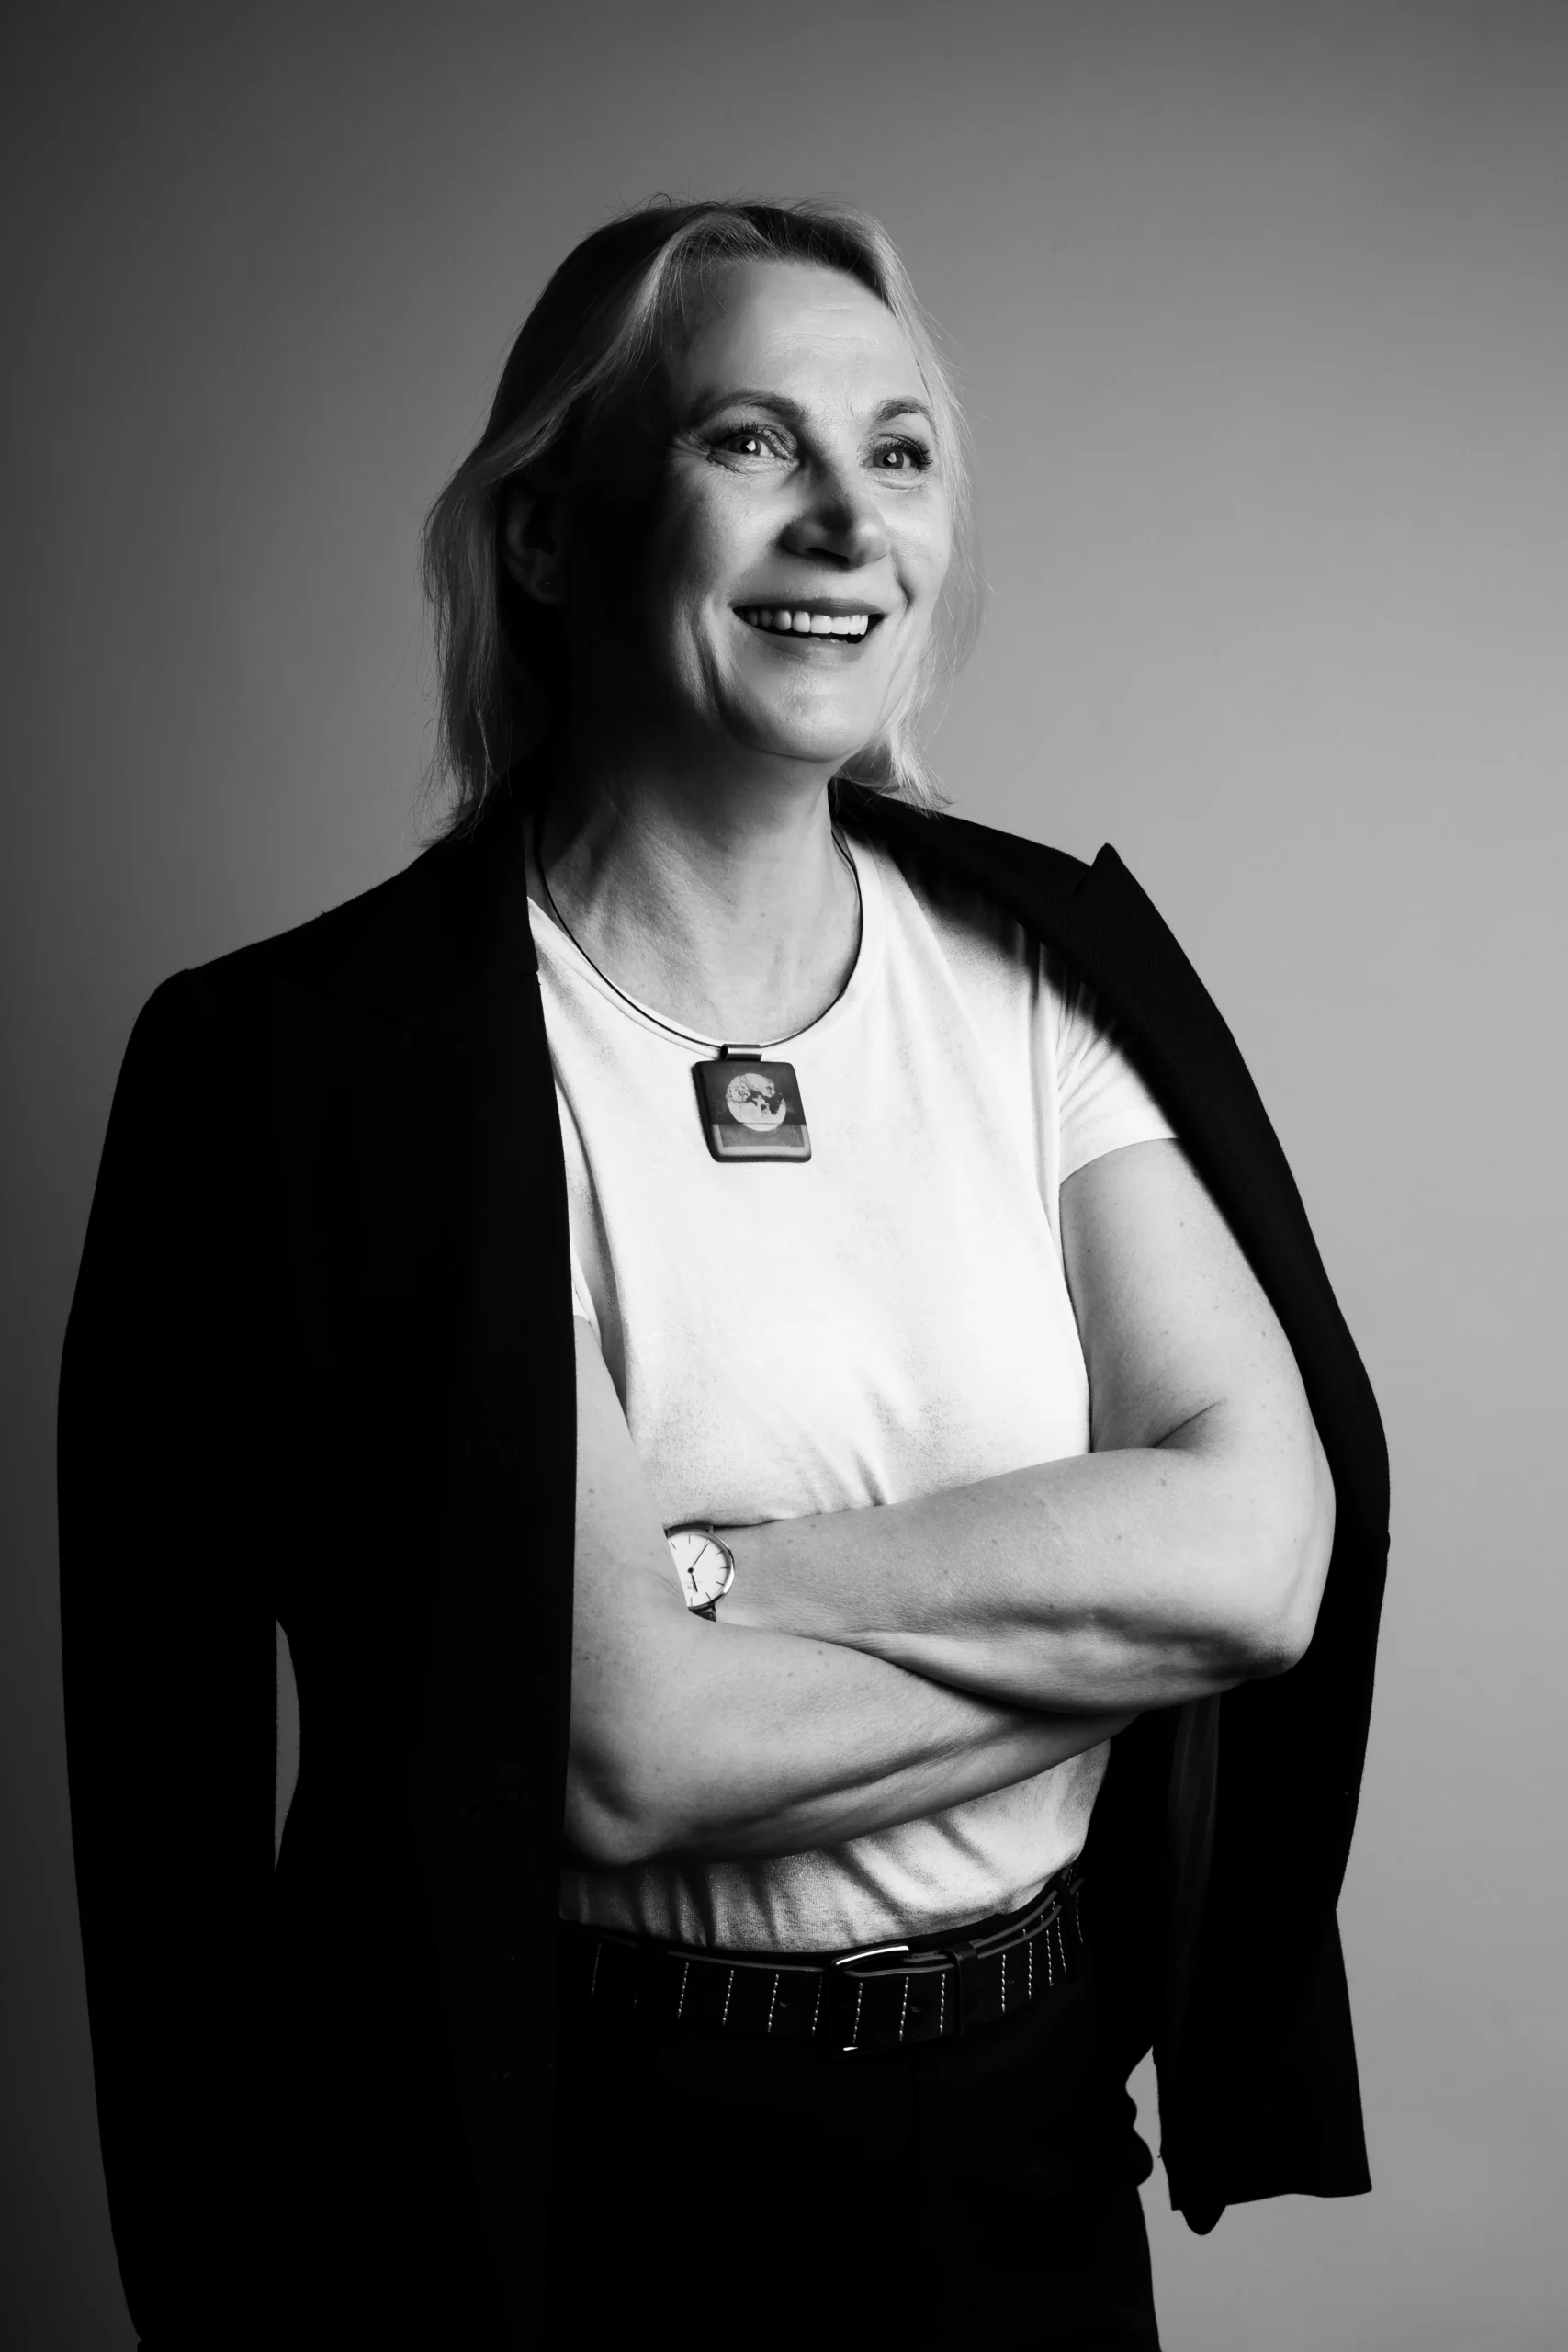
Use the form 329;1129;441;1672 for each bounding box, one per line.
58;776;1389;2349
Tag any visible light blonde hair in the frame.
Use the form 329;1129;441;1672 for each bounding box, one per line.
419;197;982;837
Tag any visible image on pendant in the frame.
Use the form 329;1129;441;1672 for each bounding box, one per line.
694;1057;810;1160
725;1069;789;1131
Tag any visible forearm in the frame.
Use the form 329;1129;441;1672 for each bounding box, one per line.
569;1609;1132;1869
718;1416;1334;1713
569;1314;1136;1869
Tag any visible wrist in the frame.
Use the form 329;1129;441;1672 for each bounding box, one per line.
664;1523;736;1619
707;1525;769;1629
714;1521;820;1637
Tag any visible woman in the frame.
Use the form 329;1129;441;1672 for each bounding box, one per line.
59;200;1388;2350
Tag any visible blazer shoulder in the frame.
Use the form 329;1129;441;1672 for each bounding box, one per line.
187;842;455;1004
146;817;506;1048
843;789;1093;908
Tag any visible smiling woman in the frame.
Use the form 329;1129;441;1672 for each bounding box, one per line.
422;207;980;826
59;196;1387;2352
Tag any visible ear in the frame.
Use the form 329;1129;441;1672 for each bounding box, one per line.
501;481;568;605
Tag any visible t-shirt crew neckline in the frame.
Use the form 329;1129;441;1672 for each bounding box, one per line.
523;817;885;1057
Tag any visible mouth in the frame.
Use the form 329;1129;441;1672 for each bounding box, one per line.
735;602;885;642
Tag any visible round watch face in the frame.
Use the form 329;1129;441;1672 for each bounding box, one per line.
666;1528;734;1611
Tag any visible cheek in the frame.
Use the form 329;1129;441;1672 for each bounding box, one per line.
687;486;773;613
899;501;954;605
650;471;761;606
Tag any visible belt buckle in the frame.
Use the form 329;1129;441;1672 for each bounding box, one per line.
828;1941;911;2058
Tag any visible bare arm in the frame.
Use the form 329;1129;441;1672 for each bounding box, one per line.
715;1141;1336;1714
565;1318;1135;1871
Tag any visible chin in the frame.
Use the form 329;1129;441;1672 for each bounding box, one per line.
724;688;888;772
739;726;876;773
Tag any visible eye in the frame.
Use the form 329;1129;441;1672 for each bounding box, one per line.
872;435;933;475
711;420;790;462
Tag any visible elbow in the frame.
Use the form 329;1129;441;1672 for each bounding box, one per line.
1210;1579;1316;1686
1225;1596;1315;1682
563;1757;680;1871
1220;1441;1337;1682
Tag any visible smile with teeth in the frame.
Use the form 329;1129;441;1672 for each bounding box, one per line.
738;607;876;639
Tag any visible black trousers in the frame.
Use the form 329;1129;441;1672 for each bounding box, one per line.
549;1911;1160;2350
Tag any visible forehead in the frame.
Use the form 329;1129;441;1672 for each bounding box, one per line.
672;257;927;413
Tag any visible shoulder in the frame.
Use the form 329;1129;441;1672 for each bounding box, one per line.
852;804;1114;1060
843;788;1168;1026
188;832;474;1009
845;791;1218;1056
100;816;516;1156
842;788;1092;914
134;806;525;1070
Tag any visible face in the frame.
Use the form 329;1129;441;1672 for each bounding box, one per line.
558;258;954;775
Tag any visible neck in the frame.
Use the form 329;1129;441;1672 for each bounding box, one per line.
534;728;860;1046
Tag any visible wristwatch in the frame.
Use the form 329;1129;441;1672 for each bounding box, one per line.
665;1524;736;1620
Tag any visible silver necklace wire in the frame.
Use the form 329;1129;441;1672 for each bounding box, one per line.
532;816;863;1056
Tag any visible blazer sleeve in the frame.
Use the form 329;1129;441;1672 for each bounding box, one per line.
58;971;276;2351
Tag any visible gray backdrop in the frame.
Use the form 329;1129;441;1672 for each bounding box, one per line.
6;4;1565;2346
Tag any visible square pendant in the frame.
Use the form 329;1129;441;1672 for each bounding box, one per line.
694;1057;812;1162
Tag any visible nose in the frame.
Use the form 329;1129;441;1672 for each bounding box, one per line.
781;458;890;571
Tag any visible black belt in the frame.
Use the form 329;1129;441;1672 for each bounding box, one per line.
558;1864;1087;2057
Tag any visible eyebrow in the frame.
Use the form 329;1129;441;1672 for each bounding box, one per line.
687;388;938;434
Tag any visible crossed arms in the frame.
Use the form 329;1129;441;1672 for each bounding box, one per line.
564;1138;1335;1871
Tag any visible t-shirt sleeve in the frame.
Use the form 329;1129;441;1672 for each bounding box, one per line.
1053;962;1178;1182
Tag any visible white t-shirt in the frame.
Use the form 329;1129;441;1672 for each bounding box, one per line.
533;821;1177;1953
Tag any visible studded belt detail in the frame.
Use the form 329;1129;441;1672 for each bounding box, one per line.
558;1864;1087;2056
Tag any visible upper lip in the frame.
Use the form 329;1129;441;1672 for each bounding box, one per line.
734;595;887;617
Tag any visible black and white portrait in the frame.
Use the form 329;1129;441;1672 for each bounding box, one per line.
9;6;1565;2347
